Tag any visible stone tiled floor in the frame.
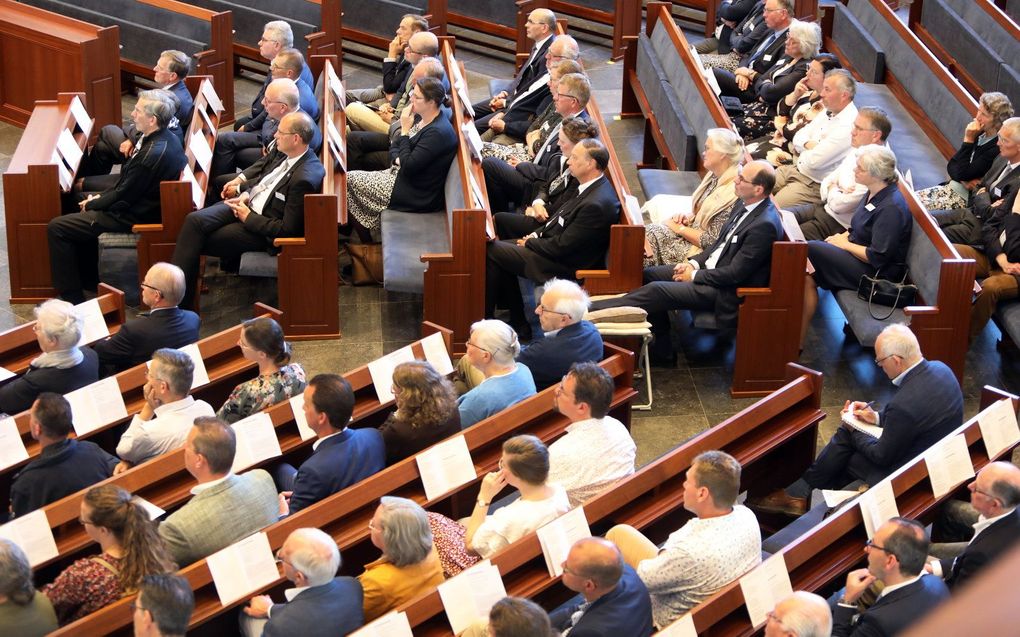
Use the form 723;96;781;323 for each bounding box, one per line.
0;26;1017;470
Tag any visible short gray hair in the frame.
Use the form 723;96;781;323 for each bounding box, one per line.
160;50;191;78
286;528;341;587
979;93;1014;131
263;20;295;48
705;128;745;165
151;348;195;397
824;68;856;100
777;591;832;637
551;34;580;60
34;299;83;349
146;262;186;305
877;323;921;361
1000;117;1020;144
137;89;177;128
0;538;35;605
469;320;521;365
788;20;821;60
410;31;440;57
376;497;433;567
541;278;590;321
855;144;898;184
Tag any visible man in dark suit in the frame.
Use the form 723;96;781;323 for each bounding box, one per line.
695;0;760;54
7;393;117;519
473;8;557;134
345;14;428;108
752;324;964;516
91;262;200;375
928;461;1020;590
520;279;604;390
172;111;326;310
235;20;314;132
550;538;653;636
485;138;620;334
713;0;794;97
133;574;194;637
242;528;364;637
832;518;948;637
588;160;783;364
49;90;187;304
279;374;385;516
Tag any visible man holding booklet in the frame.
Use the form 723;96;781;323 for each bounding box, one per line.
751;324;963;516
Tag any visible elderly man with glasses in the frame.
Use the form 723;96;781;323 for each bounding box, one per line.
751;324;963;517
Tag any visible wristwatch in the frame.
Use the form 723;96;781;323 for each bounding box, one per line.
476;498;490;508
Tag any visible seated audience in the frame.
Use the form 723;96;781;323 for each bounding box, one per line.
916;92;1013;212
711;0;793;80
699;0;770;68
606;451;761;629
765;591;832;637
643;128;743;267
751;325;963;516
345;77;457;235
344;14;428;108
279;374;385;516
8;393;116;518
588;161;781;366
132;574;195;637
695;0;761;55
115;348;215;473
832;518;948;636
0;538;58;636
926;461;1020;590
252;48;319;126
799;145;909;344
722;19;818;106
487;597;555;637
91;263;200;376
235;21;314;132
0;299;98;415
241;528;363;637
379;361;461;464
158;418;279;566
485;138;620;336
44;485;176;624
548;362;636;506
430;435;570;574
217;317;306;424
360;497;445;622
550;537;653;636
457;320;537;429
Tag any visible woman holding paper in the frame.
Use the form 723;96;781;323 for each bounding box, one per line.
457;320;536;429
360;496;445;621
379;361;461;463
643;129;742;267
217;317;306;424
0;299;99;415
43;485;175;624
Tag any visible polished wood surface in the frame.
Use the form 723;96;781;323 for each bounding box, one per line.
545;0;641;60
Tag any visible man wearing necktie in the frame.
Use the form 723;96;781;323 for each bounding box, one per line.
588;161;783;365
485;139;620;336
711;0;793;96
171;112;326;310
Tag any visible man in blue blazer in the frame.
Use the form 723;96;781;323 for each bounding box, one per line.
550;537;653;636
519;279;603;390
242;528;363;637
279;374;385;516
833;518;948;637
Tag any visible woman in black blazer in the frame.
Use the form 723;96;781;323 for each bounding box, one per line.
345;77;459;233
0;299;99;414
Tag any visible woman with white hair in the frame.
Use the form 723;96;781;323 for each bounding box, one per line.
0;299;98;415
457;320;536;428
644;128;743;266
800;145;912;344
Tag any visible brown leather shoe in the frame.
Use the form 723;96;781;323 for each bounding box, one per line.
748;489;809;517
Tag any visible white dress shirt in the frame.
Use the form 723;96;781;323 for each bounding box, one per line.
793;102;858;183
546;416;636;506
117;395;216;464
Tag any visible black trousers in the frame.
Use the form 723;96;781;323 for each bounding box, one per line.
347;130;392;172
210;131;262;181
79;124;129;178
47;209;132;303
482;157;534;213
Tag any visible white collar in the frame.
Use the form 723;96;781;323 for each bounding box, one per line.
191;473;232;495
891;359;923;386
532;34;554;53
543;327;563;338
972;508;1017;538
878;574;922;599
577;175;602;195
284;585;311;602
154;395;196;417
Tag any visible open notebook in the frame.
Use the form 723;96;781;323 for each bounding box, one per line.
842;412;883;438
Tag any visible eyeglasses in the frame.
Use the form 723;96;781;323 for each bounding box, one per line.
971;482;1003;505
866;538;893;554
276;129;299;136
274;549;293;568
466;340;491;354
130;601;146;613
140;282;163;296
79;517;95;526
874;354;896;366
556;92;579;101
766;610;786;626
258;37;280;44
368;520;379;532
538;304;569;316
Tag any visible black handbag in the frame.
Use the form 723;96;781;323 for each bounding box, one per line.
857;266;918;320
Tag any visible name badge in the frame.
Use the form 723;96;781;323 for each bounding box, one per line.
274;192;286;201
993;187;1003;198
763;54;773;62
730;234;739;243
558;217;565;226
865;203;876;211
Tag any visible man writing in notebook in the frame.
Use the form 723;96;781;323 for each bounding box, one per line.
750;324;963;516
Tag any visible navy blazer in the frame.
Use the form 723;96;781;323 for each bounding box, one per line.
387;115;459;212
382;55;412;97
92;307;200;375
518;320;604;390
288;428;386;514
847;183;912;278
0;348;98;415
943;508;1020;590
264;577;364;637
239;149;327;247
832;575;948;637
247;63;315;125
724;2;769;54
549;565;653;637
690;198;783;326
9;439;117;518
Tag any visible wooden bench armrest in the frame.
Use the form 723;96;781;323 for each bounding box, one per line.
131;224;163;233
138;0;216;21
273;238;306;247
903;305;939;316
576;269;610;280
420;252;454;263
736;286;773;298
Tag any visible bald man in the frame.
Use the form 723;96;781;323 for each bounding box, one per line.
765;592;832;637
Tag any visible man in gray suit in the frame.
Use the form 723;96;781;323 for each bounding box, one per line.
241;528;364;637
158;417;278;567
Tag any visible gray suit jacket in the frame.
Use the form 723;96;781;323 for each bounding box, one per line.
158;470;278;567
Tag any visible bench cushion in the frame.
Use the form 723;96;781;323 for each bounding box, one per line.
96;235;140;306
635;33;700;170
832;1;885;83
994;301;1020;346
381;212;450;293
238;252;279;278
637;169;703;201
921;0;1003;92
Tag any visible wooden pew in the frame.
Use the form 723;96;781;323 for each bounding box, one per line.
52;342;638;636
0;0;120;129
339;0;446;54
401;362;827;634
446;0;539;60
540;0;640;60
0;285;125;377
683;385;1019;635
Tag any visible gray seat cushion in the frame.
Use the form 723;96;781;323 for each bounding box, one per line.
994;301;1020;346
381;212;450;293
832;1;885;83
238;251;279;278
637;169;703;201
834;290;908;346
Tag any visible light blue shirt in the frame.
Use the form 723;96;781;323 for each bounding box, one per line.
457;364;537;428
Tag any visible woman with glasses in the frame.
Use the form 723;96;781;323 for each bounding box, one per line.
457;320;536;429
378;360;460;464
216;317;306;423
43;485;175;624
360;496;445;622
0;299;99;415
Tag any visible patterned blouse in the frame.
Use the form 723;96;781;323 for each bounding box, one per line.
217;363;307;424
43;552;123;625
